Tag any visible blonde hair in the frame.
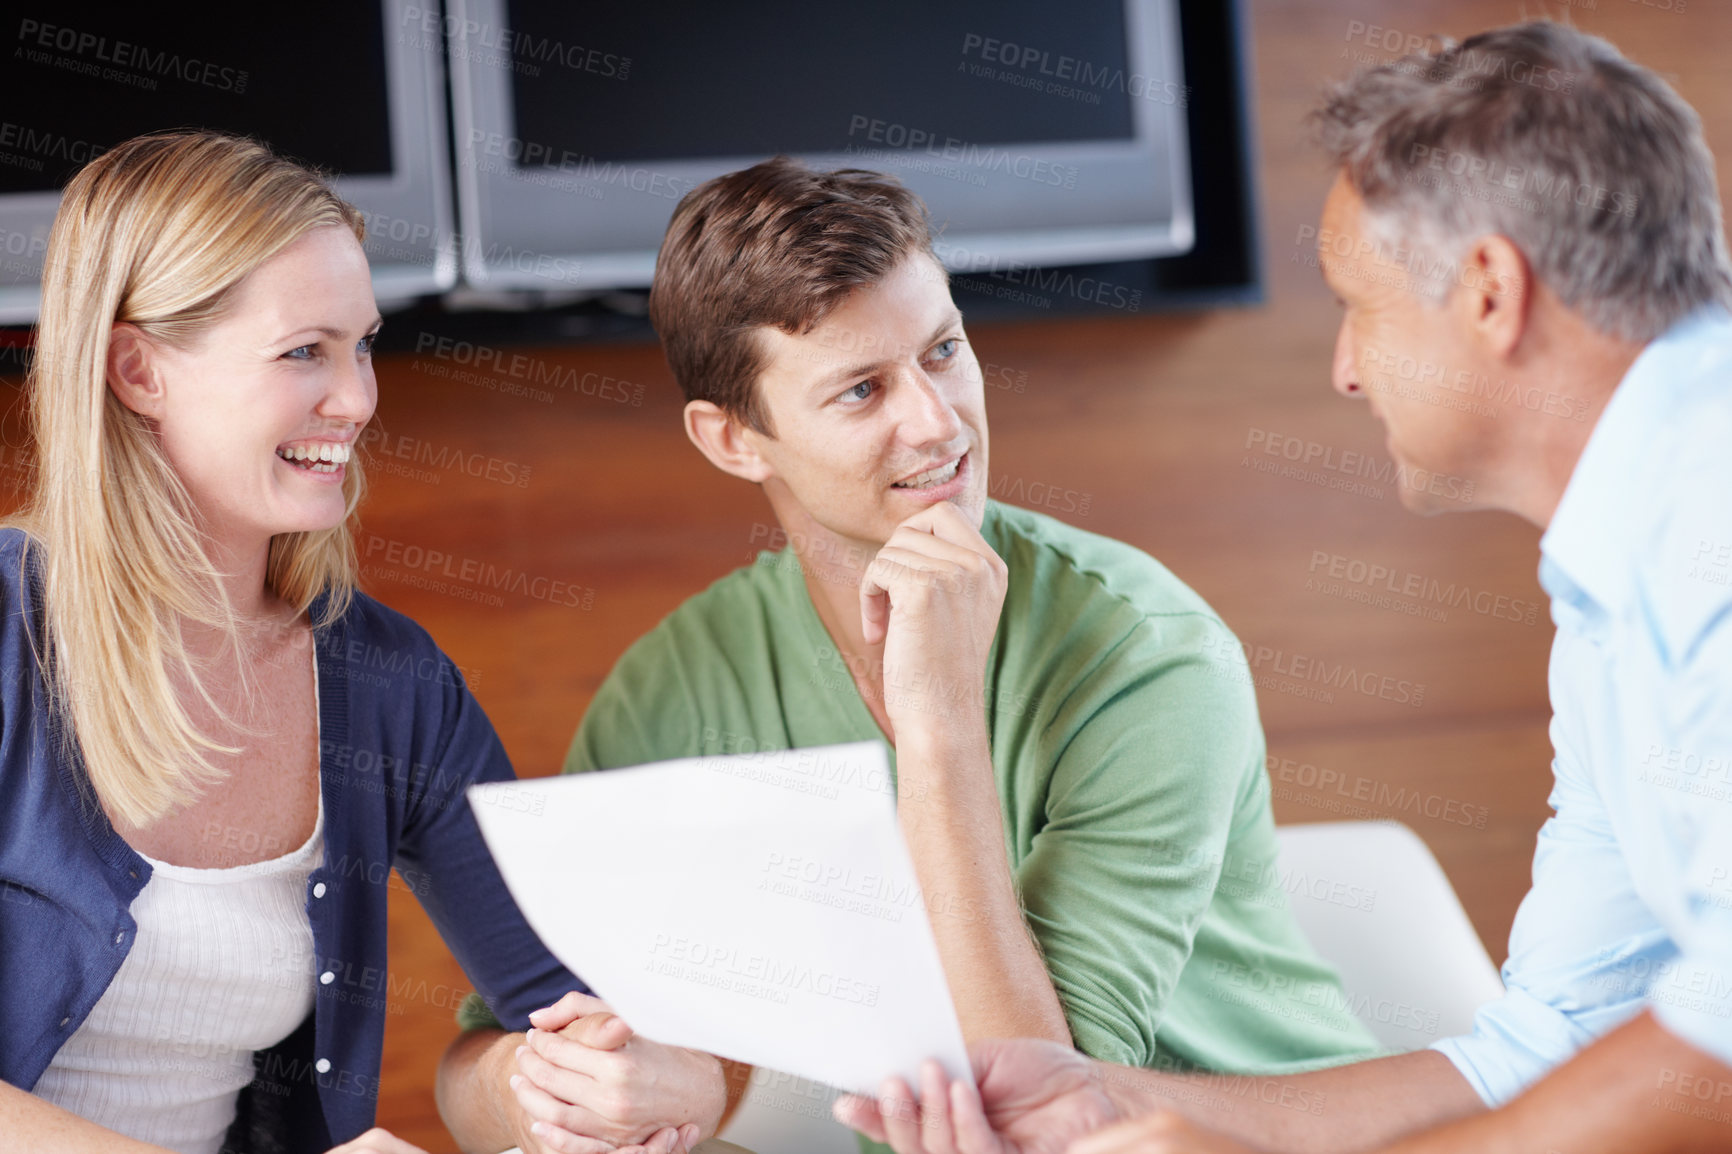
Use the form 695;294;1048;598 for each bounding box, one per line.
14;130;369;828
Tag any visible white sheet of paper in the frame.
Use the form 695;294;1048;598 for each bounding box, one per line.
468;741;970;1097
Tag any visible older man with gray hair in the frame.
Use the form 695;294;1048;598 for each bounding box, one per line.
837;20;1732;1154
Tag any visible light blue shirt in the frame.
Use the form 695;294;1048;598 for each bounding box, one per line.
1433;307;1732;1105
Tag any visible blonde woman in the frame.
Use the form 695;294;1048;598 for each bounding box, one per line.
0;132;724;1154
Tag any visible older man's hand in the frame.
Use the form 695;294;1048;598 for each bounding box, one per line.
834;1039;1121;1154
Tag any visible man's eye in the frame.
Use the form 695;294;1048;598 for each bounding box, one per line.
282;345;316;361
359;332;379;356
839;380;876;404
932;338;959;359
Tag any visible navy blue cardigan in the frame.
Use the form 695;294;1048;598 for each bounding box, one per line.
0;529;584;1150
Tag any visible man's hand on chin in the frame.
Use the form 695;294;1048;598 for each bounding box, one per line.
860;500;1007;744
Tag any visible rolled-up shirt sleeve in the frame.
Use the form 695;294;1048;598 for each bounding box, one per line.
1431;639;1666;1104
1439;425;1732;1100
1648;616;1732;1064
1637;429;1732;1064
1662;830;1732;1065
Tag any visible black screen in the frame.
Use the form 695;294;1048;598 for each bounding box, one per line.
505;0;1136;164
0;1;392;193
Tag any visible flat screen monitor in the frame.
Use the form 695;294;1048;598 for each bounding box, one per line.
450;0;1193;291
0;0;455;324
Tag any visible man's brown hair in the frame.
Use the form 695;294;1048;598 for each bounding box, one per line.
648;156;936;435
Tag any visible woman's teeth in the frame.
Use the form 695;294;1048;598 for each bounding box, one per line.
893;458;961;490
277;443;351;472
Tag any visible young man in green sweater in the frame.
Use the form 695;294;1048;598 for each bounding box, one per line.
439;159;1377;1154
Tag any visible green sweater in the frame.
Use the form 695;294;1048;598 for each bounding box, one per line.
460;502;1377;1078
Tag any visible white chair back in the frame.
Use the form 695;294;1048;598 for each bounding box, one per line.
1274;820;1505;1051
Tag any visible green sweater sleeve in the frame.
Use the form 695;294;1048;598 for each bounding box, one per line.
454;988;504;1033
1015;611;1259;1067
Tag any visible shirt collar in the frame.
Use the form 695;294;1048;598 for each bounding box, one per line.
1540;306;1732;615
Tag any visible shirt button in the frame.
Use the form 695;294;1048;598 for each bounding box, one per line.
59;1016;71;1028
113;932;124;946
312;882;327;899
315;1058;331;1074
320;971;335;985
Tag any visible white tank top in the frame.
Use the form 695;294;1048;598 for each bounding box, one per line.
36;663;324;1154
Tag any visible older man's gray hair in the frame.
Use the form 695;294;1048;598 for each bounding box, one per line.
1312;20;1732;343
